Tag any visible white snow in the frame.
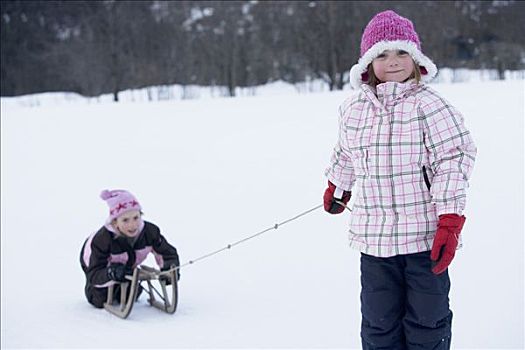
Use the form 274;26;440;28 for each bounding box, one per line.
1;80;524;349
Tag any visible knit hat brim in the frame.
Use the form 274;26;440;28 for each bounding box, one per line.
349;40;437;89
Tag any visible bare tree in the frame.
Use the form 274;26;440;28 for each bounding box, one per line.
2;1;524;98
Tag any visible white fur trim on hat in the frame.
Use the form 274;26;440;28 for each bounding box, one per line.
349;40;438;90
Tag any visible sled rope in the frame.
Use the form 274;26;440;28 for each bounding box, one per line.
177;203;325;269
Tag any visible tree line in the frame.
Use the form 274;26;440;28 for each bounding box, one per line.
1;0;524;100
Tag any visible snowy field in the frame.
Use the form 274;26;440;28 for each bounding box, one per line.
1;80;523;349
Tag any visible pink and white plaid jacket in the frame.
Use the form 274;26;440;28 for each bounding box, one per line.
325;81;476;257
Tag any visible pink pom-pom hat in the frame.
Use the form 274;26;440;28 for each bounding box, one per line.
100;189;142;223
349;10;437;89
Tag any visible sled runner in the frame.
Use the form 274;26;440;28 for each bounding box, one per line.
103;265;178;319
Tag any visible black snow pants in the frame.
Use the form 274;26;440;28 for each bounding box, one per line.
80;256;140;308
84;283;117;309
84;281;143;308
360;251;452;350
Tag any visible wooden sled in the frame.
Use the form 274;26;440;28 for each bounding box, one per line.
103;265;178;319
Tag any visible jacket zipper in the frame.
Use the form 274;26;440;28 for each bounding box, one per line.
422;166;431;191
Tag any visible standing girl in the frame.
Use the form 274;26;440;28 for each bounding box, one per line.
323;10;476;349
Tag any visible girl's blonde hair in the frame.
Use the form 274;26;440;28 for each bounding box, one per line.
367;60;421;88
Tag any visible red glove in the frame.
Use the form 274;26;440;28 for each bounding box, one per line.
431;214;466;275
323;181;351;214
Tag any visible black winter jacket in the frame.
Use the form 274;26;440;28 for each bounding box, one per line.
80;221;179;288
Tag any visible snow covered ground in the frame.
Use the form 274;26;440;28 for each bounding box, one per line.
1;80;523;349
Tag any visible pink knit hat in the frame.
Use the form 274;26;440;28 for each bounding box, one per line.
349;10;437;89
100;189;142;223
